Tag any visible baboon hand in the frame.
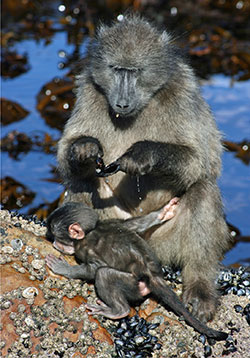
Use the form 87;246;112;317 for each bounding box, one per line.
116;142;155;176
69;136;103;165
45;254;71;277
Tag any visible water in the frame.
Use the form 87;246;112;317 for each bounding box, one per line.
1;33;249;265
1;33;68;209
202;76;250;265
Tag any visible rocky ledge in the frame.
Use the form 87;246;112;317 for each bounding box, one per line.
0;210;249;358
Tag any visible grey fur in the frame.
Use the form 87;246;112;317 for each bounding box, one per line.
57;14;232;322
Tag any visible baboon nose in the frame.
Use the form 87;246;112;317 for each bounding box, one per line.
116;103;129;109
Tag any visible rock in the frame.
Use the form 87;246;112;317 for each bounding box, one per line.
0;210;114;358
0;209;249;358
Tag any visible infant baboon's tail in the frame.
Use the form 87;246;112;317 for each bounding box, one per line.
150;277;228;341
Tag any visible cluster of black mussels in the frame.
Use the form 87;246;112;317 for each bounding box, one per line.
217;266;250;298
114;315;161;358
9;210;47;227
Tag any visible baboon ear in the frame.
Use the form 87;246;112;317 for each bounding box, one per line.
68;223;85;240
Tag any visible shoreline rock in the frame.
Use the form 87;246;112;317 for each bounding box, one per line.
0;209;249;357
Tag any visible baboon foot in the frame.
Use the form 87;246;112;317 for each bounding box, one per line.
159;197;180;221
86;302;130;319
182;282;217;323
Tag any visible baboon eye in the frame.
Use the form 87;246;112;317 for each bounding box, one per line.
133;68;143;73
108;65;142;73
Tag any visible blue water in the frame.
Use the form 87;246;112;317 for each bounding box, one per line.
1;33;70;207
1;33;250;265
202;76;250;265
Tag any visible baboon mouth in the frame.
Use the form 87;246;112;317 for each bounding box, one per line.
108;107;136;129
114;110;134;117
109;105;136;119
113;111;133;119
53;240;75;255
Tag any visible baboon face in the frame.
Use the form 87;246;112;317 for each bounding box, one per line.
90;17;172;117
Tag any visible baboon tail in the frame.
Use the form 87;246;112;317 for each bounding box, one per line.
149;277;228;341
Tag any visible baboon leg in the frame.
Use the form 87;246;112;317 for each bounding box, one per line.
86;267;141;319
149;180;230;322
179;181;230;322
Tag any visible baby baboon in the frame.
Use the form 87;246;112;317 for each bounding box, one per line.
45;201;227;340
57;15;231;322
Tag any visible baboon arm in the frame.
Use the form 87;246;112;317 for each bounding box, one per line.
115;140;201;189
123;210;162;233
45;254;97;280
123;197;179;233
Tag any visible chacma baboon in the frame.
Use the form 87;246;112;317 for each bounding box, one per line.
56;15;231;322
45;201;227;340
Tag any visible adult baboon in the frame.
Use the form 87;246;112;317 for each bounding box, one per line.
57;15;231;322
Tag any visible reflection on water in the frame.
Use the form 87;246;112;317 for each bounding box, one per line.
1;21;249;266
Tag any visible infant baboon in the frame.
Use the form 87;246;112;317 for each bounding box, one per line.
57;14;231;322
45;201;227;340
